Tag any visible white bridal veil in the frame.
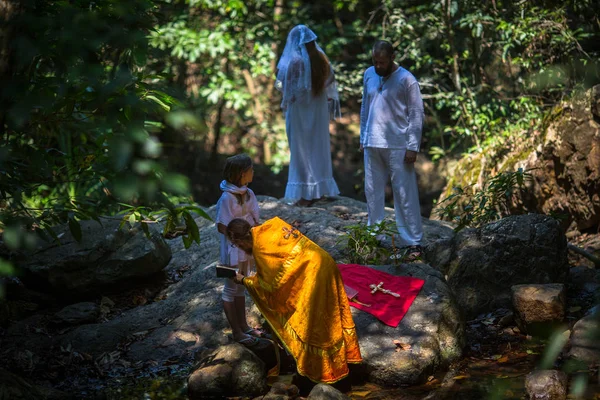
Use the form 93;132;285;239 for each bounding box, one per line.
275;25;341;119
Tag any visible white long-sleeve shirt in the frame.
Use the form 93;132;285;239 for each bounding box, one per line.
215;187;259;266
359;66;424;151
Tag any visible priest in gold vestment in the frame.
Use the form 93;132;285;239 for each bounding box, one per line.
227;216;362;383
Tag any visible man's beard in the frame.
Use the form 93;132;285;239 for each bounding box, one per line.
375;67;392;77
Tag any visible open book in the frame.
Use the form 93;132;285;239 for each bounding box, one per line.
216;264;237;278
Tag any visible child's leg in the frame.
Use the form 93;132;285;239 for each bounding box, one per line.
235;294;251;332
234;260;252;332
223;278;247;341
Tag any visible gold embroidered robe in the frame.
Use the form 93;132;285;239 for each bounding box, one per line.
243;217;362;383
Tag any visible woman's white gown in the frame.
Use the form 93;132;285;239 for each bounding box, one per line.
284;90;340;201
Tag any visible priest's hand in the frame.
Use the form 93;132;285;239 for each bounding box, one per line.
404;150;417;164
233;272;245;285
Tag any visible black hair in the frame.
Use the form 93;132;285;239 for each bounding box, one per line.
373;40;394;57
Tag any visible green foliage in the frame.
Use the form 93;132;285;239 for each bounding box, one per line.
142;0;599;171
118;202;211;249
0;0;211;297
0;258;15;298
148;0;282;160
436;168;533;231
2;0;598;297
376;0;599;158
339;220;397;265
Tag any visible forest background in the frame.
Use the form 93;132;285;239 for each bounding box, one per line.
1;0;600;291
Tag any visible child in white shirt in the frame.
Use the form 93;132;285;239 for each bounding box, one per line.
215;154;266;347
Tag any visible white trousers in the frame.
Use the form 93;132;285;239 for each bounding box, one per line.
364;147;423;247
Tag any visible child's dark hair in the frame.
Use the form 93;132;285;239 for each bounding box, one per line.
223;154;252;187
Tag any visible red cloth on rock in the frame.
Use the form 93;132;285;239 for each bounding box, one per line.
337;263;425;327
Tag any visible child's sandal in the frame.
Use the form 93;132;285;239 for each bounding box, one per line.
404;245;423;262
244;327;273;340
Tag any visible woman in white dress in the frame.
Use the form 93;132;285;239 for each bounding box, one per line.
276;25;341;207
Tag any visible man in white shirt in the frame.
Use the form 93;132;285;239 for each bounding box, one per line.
359;40;424;260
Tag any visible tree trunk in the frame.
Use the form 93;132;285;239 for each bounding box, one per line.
258;0;284;165
442;0;461;92
210;99;225;163
0;0;19;142
267;0;284;103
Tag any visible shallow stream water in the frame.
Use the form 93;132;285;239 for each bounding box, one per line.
97;337;599;400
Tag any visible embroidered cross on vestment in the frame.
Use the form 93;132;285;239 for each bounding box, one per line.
282;226;299;239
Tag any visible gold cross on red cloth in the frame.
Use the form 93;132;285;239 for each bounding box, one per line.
369;282;401;298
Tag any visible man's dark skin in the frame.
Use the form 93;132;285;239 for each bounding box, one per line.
359;48;418;164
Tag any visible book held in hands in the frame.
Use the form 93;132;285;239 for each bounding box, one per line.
216;264;238;278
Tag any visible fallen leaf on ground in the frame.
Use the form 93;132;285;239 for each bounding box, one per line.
350;390;371;397
101;296;115;307
452;375;470;380
497;356;509;363
393;340;412;351
133;295;147;306
163;357;180;366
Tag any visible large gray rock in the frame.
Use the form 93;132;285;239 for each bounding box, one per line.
187;344;268;399
307;383;349;400
569;265;600;298
0;197;495;392
53;302;99;325
262;382;300;399
353;263;465;386
568;311;600;366
18;218;172;294
511;284;566;334
6;212;237;360
5;197;461;378
444;214;569;319
524;84;600;232
0;367;72;400
436;85;600;234
525;370;568;400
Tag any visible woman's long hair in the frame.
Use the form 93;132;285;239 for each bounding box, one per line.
305;40;330;97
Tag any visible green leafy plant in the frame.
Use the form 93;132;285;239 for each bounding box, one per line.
117;202;212;249
0;1;213;298
436;168;534;231
339;220;398;265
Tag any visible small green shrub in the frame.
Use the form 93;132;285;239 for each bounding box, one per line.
436;168;534;231
339;220;398;265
